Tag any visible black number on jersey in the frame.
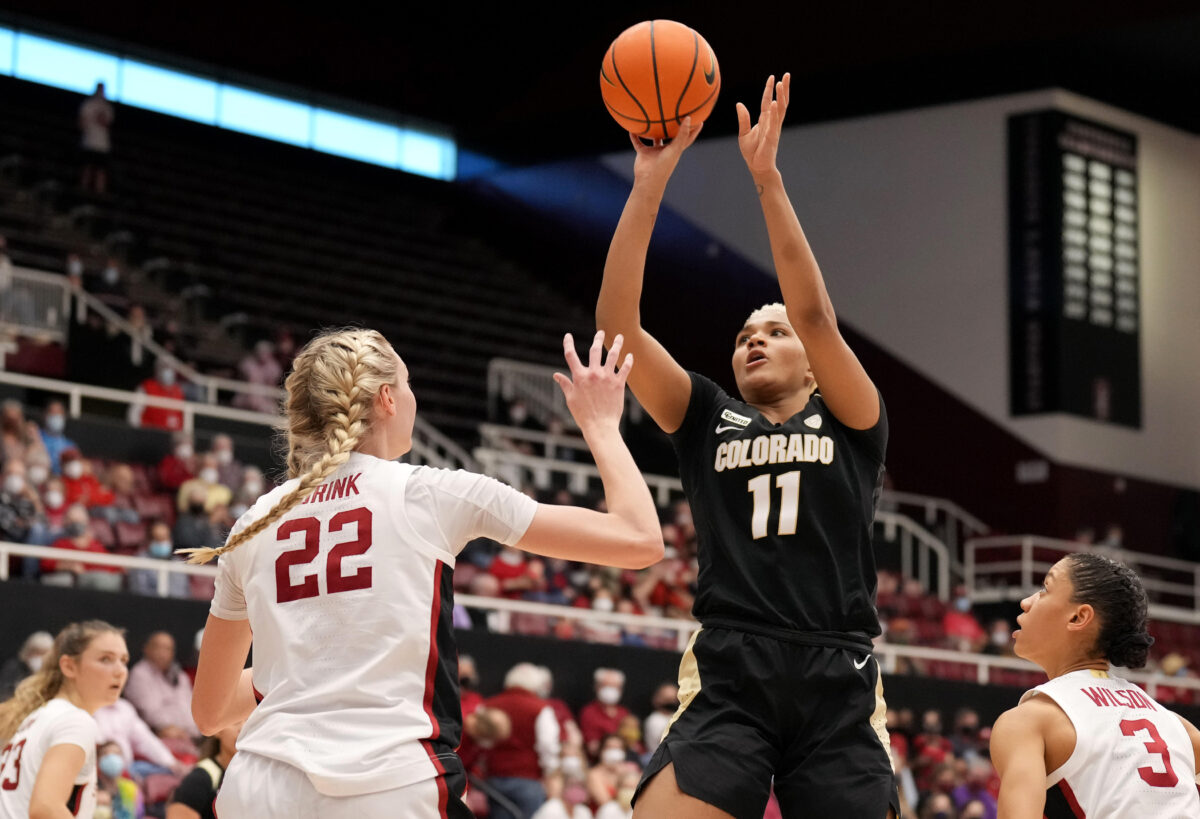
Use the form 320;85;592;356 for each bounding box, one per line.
747;471;803;539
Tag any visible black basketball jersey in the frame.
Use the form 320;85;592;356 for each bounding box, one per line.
671;372;887;639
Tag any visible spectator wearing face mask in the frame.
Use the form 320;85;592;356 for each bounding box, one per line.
96;463;141;526
942;586;987;652
60;448;116;509
0;457;45;546
209;434;244;490
39;476;69;532
481;662;561;819
586;734;633;809
175;453;232;514
641;683;679;756
489;545;545;600
95;739;143;819
129;359;186;431
38;401;77;474
91;257;130;313
172;486;220;555
158;432;196;492
0;630;53;699
579;669;631;761
229;465;265;521
532;770;594;819
40;502;123;590
128;521;189;598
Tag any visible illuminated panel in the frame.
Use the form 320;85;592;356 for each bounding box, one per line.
120;60;218;124
219;85;311;146
0;27;14;75
14;34;119;94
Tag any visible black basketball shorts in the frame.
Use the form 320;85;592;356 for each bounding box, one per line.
634;625;901;819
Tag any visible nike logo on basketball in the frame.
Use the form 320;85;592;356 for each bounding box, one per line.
715;424;741;434
804;415;823;429
853;656;869;670
703;51;717;84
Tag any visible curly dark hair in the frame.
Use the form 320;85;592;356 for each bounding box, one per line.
1064;553;1154;669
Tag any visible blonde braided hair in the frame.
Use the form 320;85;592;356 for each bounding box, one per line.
0;620;124;741
181;328;398;564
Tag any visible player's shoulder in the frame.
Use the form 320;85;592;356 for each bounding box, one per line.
36;698;97;736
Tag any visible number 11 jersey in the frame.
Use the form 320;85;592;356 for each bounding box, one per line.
671;372;887;639
210;452;536;797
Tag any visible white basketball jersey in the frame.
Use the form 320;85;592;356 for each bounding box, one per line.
0;698;98;819
210;453;536;797
1024;669;1200;818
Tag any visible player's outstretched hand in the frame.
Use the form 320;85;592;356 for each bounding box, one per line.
553;331;633;435
630;116;703;189
736;72;790;180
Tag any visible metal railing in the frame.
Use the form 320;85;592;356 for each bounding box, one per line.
487;357;574;430
473;446;685;507
881;489;990;564
6;540;1199;697
0;266;71;345
875;511;952;601
966;535;1200;623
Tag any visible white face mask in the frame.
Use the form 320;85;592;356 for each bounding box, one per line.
28;464;49;485
175;444;193;459
592;596;614;613
597;685;622;705
3;475;24;494
26;655;43;672
215;449;233;465
601;748;626;766
243;481;263;496
63;461;84;480
46;414;65;434
159;368;176;386
199;468;219;484
499;549;524;566
560;755;583;777
44;490;65;508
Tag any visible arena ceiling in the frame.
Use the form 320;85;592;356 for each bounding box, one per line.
3;1;1199;165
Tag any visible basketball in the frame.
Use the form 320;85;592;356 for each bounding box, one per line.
600;20;720;141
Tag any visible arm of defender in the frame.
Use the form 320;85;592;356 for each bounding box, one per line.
191;614;256;736
28;744;85;819
1178;714;1200;778
516;332;662;569
991;706;1049;819
596;124;701;434
739;74;879;430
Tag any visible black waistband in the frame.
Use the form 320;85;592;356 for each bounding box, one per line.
700;616;874;652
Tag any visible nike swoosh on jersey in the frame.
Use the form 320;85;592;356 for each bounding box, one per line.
715;424;742;434
804;415;823;429
853;656;870;670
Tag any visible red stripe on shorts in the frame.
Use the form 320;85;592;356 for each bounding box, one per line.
420;561;450;817
1058;779;1086;818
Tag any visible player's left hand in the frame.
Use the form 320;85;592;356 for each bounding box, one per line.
736;72;790;179
553;331;633;435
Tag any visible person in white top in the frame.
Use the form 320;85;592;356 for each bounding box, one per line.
0;620;129;819
183;327;663;819
990;553;1200;818
78;83;114;195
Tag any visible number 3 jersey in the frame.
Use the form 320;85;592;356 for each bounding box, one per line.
672;372;887;639
1024;669;1200;818
210;452;537;797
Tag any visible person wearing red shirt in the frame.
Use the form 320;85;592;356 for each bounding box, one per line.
481;663;561;819
40;503;122;590
578;668;631;761
488;546;545;600
943;588;987;652
60;449;115;509
130;361;185;431
158;432;196;492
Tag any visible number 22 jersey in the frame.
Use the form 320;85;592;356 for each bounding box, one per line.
671;372;887;639
210;452;537;797
1025;669;1200;818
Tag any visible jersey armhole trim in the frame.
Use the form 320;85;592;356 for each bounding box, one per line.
1027;686;1083;787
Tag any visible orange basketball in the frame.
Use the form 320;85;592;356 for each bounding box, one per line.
600;20;720;141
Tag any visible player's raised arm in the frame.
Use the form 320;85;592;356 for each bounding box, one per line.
516;331;663;569
990;704;1049;819
596;121;702;434
737;74;879;430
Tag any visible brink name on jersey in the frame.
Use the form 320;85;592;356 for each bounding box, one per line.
714;434;835;472
301;473;362;505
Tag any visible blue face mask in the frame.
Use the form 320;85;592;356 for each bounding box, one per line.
98;752;124;779
148;541;173;559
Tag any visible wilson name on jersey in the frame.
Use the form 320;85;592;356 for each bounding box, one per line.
672;372;887;637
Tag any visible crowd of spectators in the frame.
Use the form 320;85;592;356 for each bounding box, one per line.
0;394;262;598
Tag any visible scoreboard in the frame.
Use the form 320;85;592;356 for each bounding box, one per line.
1008;110;1141;427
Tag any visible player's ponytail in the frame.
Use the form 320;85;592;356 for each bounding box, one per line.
0;620;123;741
1065;552;1154;669
181;329;398;565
